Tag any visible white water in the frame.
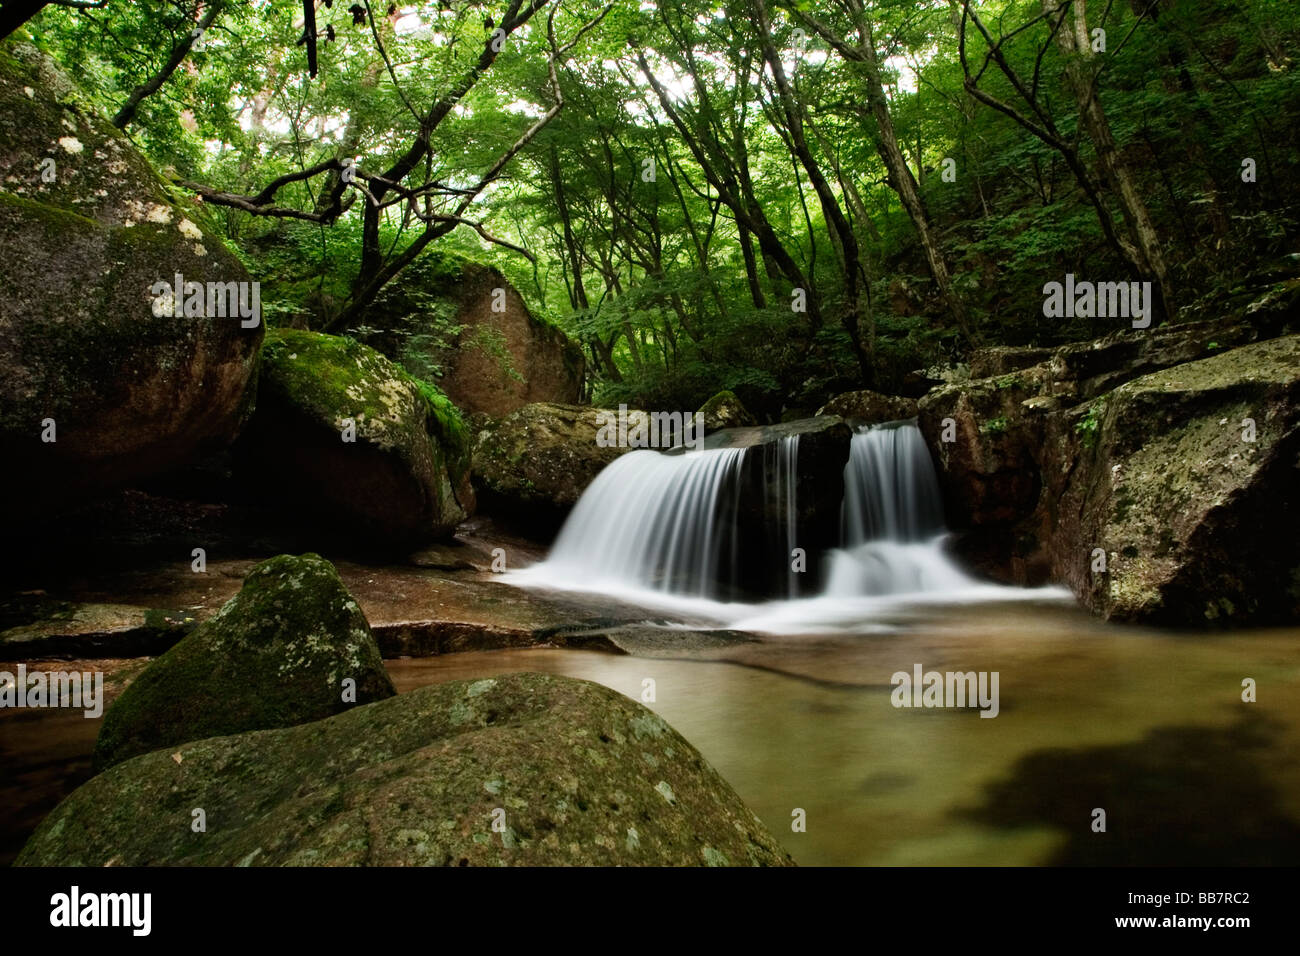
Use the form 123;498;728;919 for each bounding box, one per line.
509;420;1070;633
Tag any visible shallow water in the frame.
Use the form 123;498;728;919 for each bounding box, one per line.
392;600;1300;866
4;600;1297;866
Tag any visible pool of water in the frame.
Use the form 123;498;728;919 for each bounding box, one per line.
390;600;1300;866
4;600;1298;866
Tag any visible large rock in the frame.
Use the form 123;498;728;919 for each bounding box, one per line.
698;390;756;432
93;553;394;770
354;252;584;417
234;329;474;545
21;673;793;866
920;325;1300;625
692;416;854;597
919;317;1295;537
471;402;644;533
0;46;262;516
1045;336;1300;625
816;389;918;423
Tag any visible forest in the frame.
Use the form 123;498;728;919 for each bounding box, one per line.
1;0;1299;880
13;0;1298;416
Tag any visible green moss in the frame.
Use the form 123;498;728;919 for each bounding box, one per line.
980;416;1008;435
93;553;394;771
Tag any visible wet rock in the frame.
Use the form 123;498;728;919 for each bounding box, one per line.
470;402;644;533
816;389;918;423
0;599;197;661
1046;335;1300;625
921;327;1300;624
21;672;794;866
696;416;854;596
92;553;395;770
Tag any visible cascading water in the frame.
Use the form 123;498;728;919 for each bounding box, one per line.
826;423;977;598
538;446;747;598
841;423;945;544
510;418;1067;630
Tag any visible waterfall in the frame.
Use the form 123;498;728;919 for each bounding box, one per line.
510;416;1063;625
842;422;946;544
539;447;746;598
773;435;800;597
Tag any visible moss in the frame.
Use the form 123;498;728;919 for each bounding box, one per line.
93;553;394;771
24;673;792;867
980;416;1008;435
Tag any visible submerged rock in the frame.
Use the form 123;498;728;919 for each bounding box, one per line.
92;553;394;770
234;329;474;545
23;672;793;867
0;46;262;518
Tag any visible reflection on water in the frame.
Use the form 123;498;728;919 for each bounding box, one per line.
391;602;1300;866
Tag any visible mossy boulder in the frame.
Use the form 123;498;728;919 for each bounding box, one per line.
471;402;644;533
92;553;395;771
698;390;756;432
816;389;918;424
0;45;261;517
1045;335;1300;625
921;325;1300;624
352;251;584;417
234;328;474;544
22;672;793;867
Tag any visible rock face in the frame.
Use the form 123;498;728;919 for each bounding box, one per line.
816;389;918;423
1046;336;1300;625
355;252;584;418
234;329;474;545
0;46;262;517
93;553;395;771
919;319;1300;625
22;673;793;867
695;416;854;597
698;390;756;432
470;402;643;533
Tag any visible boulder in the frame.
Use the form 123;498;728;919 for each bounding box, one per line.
234;329;474;545
22;673;793;867
93;553;394;770
353;252;584;417
0;46;262;517
470;402;644;533
1045;336;1300;625
693;416;854;596
698;390;756;432
816;389;918;423
920;324;1300;625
